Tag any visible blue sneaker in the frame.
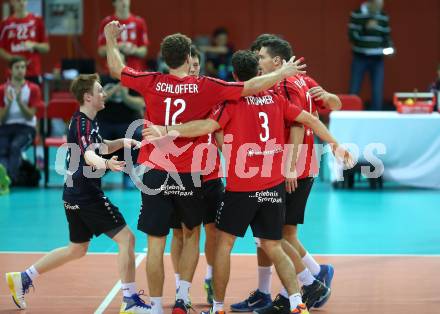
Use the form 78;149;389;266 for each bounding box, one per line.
314;264;334;308
230;290;272;312
5;272;33;309
120;291;152;314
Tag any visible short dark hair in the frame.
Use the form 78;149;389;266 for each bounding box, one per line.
70;73;100;105
160;33;192;69
261;38;293;61
9;56;27;68
250;33;280;52
231;50;259;81
190;45;201;61
213;27;228;38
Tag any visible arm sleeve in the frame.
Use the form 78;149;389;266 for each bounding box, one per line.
37;17;48;43
282;96;302;122
120;66;158;94
76;116;93;154
204;77;244;104
138;18;149;46
28;84;42;108
209;102;231;130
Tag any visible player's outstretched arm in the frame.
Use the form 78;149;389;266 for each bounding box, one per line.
143;119;221;140
295;111;354;168
102;139;141;154
84;150;125;171
241;56;306;96
105;21;126;80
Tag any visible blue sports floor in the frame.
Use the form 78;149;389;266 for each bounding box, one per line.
1;176;439;256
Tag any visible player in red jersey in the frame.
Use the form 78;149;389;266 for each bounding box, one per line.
169;46;222;305
98;0;149;71
143;50;352;314
104;21;306;314
0;0;50;84
233;38;344;314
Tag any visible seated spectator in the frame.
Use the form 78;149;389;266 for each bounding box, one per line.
200;27;234;80
97;75;145;188
0;56;41;185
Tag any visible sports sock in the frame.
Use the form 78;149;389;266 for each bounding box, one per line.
25;266;39;281
297;268;315;286
213;299;224;312
121;282;137;297
258;266;272;294
151;297;163;314
302;252;321;276
176;280;191;304
175;273;180;290
205;265;213;280
289;293;303;311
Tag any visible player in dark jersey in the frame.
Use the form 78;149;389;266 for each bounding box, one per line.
168;46;222;305
5;74;150;314
104;20;306;314
142;51;353;314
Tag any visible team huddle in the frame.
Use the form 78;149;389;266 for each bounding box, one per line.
6;20;353;314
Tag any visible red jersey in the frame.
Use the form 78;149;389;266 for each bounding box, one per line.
0;13;48;77
209;90;302;192
120;66;244;173
277;75;324;179
98;14;149;71
201;134;223;182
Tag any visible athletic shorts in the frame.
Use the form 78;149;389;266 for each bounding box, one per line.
216;183;286;240
138;169;204;236
285;177;314;225
64;197;126;243
170;178;224;229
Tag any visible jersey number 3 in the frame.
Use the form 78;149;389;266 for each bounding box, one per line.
259;112;269;142
164;98;186;125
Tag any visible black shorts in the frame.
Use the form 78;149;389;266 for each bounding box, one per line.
138;169;204;236
170;178;224;229
64;197;126;243
216;183;286;240
285;177;314;225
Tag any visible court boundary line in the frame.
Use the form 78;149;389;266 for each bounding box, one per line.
1;251;440;257
94;253;146;314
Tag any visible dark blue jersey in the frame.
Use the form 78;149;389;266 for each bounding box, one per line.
63;111;105;204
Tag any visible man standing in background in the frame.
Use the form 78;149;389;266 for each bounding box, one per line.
348;0;393;110
0;0;50;85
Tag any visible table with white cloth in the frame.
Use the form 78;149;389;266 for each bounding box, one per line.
327;111;440;189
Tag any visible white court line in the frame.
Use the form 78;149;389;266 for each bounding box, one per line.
94;253;146;314
1;251;440;257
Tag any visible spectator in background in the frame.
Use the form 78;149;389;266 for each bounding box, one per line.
0;0;50;85
429;64;440;110
97;0;149;72
0;56;41;185
348;0;394;110
200;27;234;81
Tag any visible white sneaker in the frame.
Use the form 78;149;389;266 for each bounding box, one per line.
5;272;32;309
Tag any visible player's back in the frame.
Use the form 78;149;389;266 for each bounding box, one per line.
211;89;301;192
121;67;243;172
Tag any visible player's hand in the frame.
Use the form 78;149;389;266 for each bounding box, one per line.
285;177;298;193
104;21;124;42
5;89;14;105
106;156;125;172
142;125;167;140
23;41;36;51
123;138;141;150
331;144;355;169
280;56;307;78
308;86;331;102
